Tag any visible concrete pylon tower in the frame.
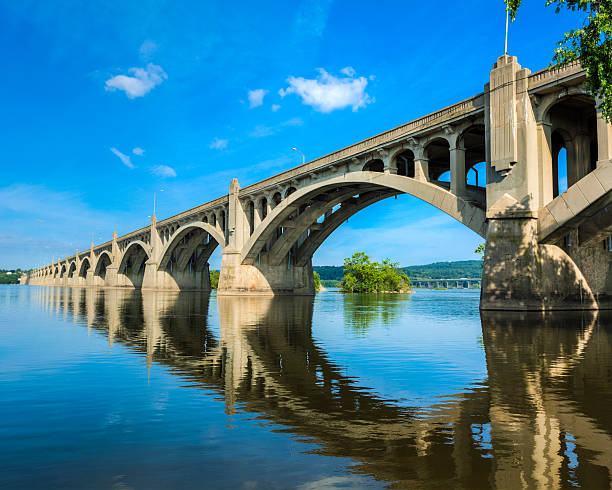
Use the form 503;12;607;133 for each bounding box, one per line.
142;213;161;290
481;55;597;310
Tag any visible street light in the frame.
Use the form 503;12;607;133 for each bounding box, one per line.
292;147;305;165
153;189;164;216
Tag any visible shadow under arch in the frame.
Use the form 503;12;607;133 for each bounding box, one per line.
93;250;113;285
156;221;226;291
117;240;151;288
78;257;91;281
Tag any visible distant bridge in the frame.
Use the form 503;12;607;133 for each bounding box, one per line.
23;55;612;310
411;278;481;289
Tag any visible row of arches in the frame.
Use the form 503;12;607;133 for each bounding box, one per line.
41;223;225;290
30;93;603;288
359;125;487;188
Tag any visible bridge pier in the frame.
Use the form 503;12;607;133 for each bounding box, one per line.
481;218;598;310
217;249;314;296
480;54;610;310
141;260;211;291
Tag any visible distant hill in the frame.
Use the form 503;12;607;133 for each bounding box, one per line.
401;260;483;279
313;260;482;281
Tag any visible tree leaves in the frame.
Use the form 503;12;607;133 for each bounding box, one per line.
341;252;410;293
506;0;612;120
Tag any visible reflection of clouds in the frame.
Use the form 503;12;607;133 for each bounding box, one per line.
297;476;366;489
151;392;169;413
104;411;122;427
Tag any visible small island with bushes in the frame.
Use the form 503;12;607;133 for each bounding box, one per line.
339;252;411;293
0;269;26;285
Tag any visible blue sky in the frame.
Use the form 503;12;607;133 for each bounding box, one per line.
0;0;579;269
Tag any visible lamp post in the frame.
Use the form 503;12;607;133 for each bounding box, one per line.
292;147;305;165
153;189;164;217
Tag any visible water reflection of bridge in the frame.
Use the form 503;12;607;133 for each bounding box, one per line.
33;287;612;488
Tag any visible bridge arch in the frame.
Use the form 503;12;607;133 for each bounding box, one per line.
458;124;487;188
159;222;225;270
117;241;151;288
241;171;486;266
425;138;451;181
362;159;384;173
67;261;77;279
392;149;415;178
540;94;598;202
93;251;113;282
78;257;91;279
155;222;226;290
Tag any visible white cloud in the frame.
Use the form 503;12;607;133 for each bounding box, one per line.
249;117;303;138
209;137;228;150
132;147;145;156
283;117;303;127
151;165;177;178
110;147;135;169
139;40;158;60
248;89;267;108
250;126;275;138
271;104;281;112
340;66;356;77
105;63;167;99
279;68;371;113
294;0;333;38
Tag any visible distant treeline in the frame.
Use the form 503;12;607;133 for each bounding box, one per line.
0;269;24;285
314;260;482;281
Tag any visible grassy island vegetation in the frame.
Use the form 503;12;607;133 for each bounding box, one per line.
339;252;410;293
210;270;220;289
0;270;24;284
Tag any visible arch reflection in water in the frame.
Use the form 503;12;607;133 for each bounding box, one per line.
36;288;612;488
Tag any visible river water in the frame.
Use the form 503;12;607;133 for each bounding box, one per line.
1;285;611;489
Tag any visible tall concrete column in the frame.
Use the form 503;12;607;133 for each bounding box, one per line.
596;108;612;166
105;231;119;287
265;194;273;216
383;154;397;174
142;215;162;290
63;255;69;286
450;146;467;197
573;132;592;183
227;179;245;250
218;179;314;296
413;147;429;182
537;121;554;206
73;250;80;287
214;209;222;233
253;197;262;230
481;54;598;310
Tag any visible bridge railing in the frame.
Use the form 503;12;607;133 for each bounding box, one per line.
239;93;485;197
528;61;583;90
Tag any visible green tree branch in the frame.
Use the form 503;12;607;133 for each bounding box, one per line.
506;0;612;120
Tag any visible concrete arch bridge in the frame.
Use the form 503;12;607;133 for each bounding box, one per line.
24;55;612;310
